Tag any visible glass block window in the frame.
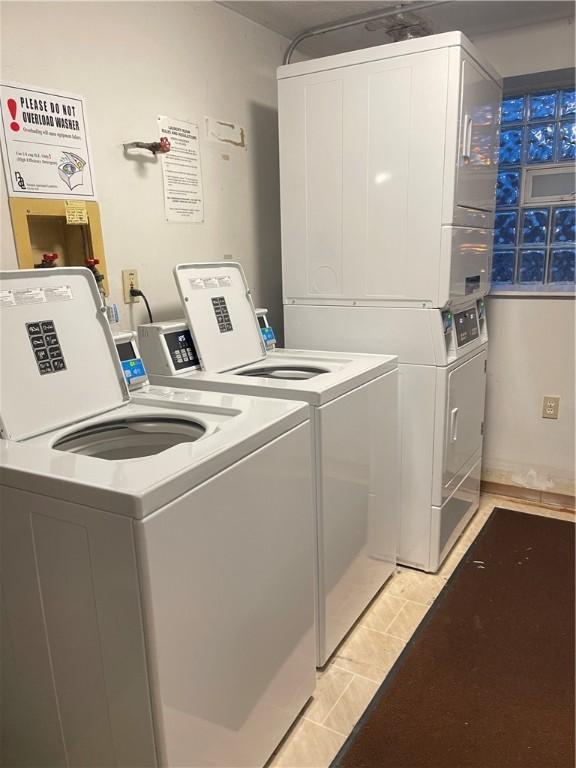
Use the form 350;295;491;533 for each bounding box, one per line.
526;123;555;163
549;248;576;283
559;121;576;160
495;170;521;206
521;208;548;244
499;128;523;165
518;249;546;283
491;87;575;292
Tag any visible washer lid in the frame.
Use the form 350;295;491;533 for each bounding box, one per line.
0;268;129;441
174;262;266;372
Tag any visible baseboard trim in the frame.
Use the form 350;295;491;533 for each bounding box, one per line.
481;481;575;512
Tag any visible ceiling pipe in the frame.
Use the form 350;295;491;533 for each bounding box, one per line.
283;1;453;65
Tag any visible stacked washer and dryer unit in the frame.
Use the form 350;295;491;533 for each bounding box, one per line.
278;32;502;572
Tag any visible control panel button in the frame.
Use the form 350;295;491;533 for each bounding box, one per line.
26;319;66;375
38;361;53;374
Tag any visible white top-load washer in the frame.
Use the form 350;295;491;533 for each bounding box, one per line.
0;268;316;768
138;261;400;666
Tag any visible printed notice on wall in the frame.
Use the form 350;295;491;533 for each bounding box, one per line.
0;82;96;199
158;116;204;223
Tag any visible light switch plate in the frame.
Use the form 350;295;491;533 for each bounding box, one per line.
542;396;560;419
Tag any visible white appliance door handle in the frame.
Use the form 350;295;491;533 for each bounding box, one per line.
462;114;473;162
450;407;459;442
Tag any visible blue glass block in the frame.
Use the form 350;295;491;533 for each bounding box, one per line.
501;95;525;124
492;250;516;283
526;124;555;163
496;170;521;207
528;92;557;121
552;207;576;243
558;120;576;160
549;248;575;283
494;211;518;246
560;89;576;117
521;208;549;245
499;128;523;165
518;249;546;283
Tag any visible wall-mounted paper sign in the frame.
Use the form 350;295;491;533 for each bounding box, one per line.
158;116;204;223
0;82;96;199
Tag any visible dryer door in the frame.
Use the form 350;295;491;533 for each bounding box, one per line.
453;55;501;224
443;350;487;493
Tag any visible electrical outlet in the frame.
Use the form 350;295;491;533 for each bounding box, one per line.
122;269;140;303
542;396;560;419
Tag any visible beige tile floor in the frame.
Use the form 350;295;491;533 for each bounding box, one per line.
268;493;575;768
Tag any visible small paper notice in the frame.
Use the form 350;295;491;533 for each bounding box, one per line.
158;116;204;223
65;200;88;225
45;285;74;302
0;290;16;307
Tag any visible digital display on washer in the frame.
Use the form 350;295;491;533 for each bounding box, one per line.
116;341;136;362
115;341;147;382
454;309;479;347
164;329;199;370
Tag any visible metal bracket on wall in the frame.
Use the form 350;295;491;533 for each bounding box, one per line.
283;1;452;65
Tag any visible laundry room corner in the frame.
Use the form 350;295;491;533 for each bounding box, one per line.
473;16;576;503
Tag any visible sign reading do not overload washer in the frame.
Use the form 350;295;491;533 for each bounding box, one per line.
0;82;96;199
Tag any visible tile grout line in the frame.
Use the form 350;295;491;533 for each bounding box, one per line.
361;598;407;635
301;712;353;739
315;675;355;728
331;662;383;685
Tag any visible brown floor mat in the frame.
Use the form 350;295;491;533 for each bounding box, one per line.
333;508;576;768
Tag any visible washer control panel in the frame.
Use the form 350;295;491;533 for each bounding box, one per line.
116;342;146;388
441;299;487;362
164;328;200;371
454;307;479;347
211;296;233;333
26;320;66;375
256;308;276;350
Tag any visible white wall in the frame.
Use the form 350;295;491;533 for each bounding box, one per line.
483;297;575;495
472;18;575;496
473;16;575;77
1;0;290;335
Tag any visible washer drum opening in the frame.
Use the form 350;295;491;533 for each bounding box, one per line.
53;417;206;460
238;365;328;380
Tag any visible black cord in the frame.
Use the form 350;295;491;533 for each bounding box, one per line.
130;288;154;324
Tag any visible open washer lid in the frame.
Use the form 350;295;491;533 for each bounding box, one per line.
174;262;266;372
0;268;129;441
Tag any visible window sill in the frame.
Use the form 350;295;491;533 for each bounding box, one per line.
489;289;575;298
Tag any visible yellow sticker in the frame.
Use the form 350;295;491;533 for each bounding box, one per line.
65;200;88;225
